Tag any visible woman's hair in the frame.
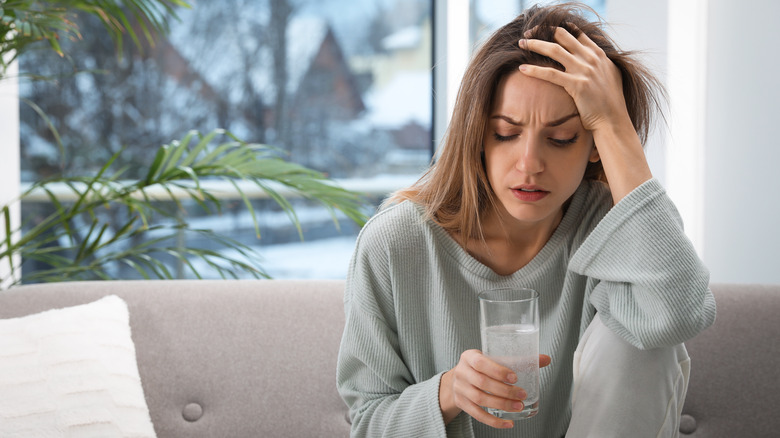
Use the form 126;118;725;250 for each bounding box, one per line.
391;2;665;245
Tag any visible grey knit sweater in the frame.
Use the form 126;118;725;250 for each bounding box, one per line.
337;178;716;437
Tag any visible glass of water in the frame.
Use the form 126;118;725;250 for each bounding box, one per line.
478;287;540;420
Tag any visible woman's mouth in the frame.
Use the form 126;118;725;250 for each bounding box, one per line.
511;186;549;202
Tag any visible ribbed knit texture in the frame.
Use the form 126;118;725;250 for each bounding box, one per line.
337;178;716;438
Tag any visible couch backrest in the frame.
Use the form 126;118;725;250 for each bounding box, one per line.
4;281;779;437
0;279;351;437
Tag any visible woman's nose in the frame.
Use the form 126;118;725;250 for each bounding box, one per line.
515;137;544;175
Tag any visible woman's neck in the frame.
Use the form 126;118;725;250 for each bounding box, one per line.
462;207;564;276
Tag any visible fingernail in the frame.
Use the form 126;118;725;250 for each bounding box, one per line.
524;29;533;38
512;401;524;410
518;65;527;72
516;389;527;400
518;39;527;48
507;373;517;384
503;421;515;429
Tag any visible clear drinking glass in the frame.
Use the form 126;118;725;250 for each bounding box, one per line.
478;287;540;420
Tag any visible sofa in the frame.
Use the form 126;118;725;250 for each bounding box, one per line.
0;280;777;437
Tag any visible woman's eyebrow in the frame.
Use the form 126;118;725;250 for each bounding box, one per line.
545;113;580;127
490;112;580;127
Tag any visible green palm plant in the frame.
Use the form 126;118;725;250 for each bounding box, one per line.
1;0;187;74
1;129;368;286
1;1;370;287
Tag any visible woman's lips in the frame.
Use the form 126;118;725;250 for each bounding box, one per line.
511;187;549;202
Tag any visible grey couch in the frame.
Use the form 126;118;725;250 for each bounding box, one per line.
0;280;777;437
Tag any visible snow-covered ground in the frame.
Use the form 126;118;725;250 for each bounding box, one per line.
255;236;357;279
187;235;358;280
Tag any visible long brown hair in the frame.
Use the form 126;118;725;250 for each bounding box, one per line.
391;3;665;246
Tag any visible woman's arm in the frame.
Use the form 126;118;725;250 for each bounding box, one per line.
338;301;451;437
569;179;716;349
337;224;453;437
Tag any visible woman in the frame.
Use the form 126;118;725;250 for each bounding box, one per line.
337;4;716;437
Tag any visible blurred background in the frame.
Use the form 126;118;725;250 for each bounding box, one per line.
1;0;777;284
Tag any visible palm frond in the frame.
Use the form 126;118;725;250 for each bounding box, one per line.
2;0;190;75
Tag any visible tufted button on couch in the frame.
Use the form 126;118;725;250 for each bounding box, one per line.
0;280;777;437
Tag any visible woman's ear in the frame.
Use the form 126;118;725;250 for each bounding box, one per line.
588;144;600;163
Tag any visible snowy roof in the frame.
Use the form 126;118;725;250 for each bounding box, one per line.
381;26;422;51
364;70;431;128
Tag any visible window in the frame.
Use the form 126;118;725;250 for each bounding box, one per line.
18;0;433;279
13;0;607;282
470;0;606;47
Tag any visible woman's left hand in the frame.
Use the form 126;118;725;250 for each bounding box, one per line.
518;26;653;204
518;26;628;134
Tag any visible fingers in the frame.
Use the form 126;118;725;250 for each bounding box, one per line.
553;25;602;59
460;350;527;400
518;63;568;88
459;381;525;413
450;350;528;429
459;396;516;429
517;32;580;89
540;354;552;368
564;23;603;53
521;26;601;61
519;36;577;67
518;26;606;85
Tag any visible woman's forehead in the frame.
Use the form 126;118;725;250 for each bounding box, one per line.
490;71;578;124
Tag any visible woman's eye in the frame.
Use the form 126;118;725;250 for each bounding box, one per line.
550;134;579;146
493;132;518;142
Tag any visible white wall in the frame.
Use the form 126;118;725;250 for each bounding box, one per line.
606;0;669;183
702;0;780;283
0;61;20;287
607;0;780;283
610;0;780;284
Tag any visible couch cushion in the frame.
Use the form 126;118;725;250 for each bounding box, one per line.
0;279;351;437
0;295;156;437
681;283;780;437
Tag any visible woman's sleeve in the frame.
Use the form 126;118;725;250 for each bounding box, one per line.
336;223;452;438
569;179;717;349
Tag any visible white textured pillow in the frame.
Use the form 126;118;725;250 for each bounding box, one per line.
0;295;156;437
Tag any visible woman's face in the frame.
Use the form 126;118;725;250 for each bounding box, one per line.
483;70;599;230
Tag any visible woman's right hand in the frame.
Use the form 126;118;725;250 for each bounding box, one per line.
439;350;551;429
